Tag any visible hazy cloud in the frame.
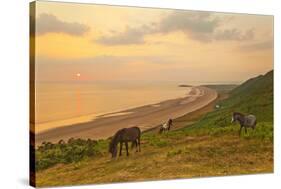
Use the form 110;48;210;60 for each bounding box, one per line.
214;29;254;41
159;12;219;34
97;11;254;45
36;13;90;36
38;55;179;66
239;40;273;51
160;12;255;42
97;25;155;45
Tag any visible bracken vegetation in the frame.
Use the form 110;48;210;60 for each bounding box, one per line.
36;138;108;171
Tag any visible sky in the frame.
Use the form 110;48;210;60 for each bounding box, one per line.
32;1;273;83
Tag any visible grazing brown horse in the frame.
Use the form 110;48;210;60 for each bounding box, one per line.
231;112;257;136
109;127;141;158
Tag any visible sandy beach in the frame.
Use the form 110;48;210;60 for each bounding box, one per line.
35;86;217;145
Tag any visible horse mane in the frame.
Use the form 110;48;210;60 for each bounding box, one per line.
109;129;125;152
168;119;172;125
233;112;244;117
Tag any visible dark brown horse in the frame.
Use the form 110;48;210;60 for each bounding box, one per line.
109;127;141;158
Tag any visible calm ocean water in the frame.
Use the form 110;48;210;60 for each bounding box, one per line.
35;81;192;132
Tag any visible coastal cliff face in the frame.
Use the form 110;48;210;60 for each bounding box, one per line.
35;71;273;187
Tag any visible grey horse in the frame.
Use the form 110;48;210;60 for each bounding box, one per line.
231;112;257;136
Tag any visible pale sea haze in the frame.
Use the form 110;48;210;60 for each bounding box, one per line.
35;80;239;133
35;81;194;133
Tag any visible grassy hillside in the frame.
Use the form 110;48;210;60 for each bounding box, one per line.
186;70;273;138
35;71;273;187
228;70;273;122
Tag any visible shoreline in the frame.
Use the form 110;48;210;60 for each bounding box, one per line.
35;86;218;146
35;88;192;134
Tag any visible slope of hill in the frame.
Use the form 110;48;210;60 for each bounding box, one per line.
228;70;273;122
35;71;273;187
192;70;273;132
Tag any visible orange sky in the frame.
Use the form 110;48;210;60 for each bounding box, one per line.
33;1;273;83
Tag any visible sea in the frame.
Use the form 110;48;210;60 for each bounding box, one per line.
35;81;193;133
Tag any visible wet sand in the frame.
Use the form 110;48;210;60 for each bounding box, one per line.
35;86;217;145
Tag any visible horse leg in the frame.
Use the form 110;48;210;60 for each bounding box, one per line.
245;127;248;134
119;142;123;156
138;136;141;152
253;121;257;130
133;140;138;152
239;125;242;137
125;142;129;156
135;140;138;150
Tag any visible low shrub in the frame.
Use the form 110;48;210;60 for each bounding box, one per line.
35;138;102;171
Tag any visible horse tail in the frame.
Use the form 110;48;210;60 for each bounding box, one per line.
136;126;141;144
137;127;141;135
138;128;141;152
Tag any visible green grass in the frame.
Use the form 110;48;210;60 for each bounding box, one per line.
36;133;273;187
35;70;273;187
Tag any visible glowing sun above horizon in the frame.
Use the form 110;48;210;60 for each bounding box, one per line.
76;73;81;77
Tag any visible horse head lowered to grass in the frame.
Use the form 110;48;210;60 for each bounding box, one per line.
231;112;257;136
109;126;141;158
159;118;173;133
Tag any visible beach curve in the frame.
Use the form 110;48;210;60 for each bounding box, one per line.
35;86;217;145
